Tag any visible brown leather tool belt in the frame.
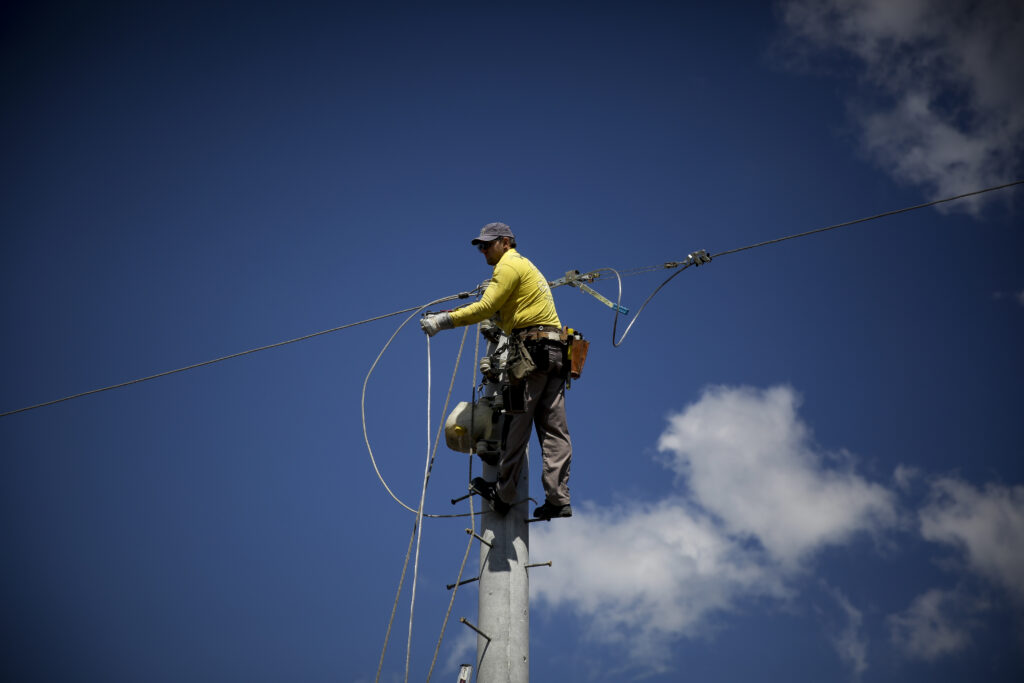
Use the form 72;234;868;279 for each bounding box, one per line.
512;325;567;343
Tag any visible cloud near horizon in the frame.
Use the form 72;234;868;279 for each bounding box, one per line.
778;0;1024;208
531;385;897;672
531;385;1024;675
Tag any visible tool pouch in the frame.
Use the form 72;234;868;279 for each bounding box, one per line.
564;327;589;380
569;339;589;379
506;336;536;384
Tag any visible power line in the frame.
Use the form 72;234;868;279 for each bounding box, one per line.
373;326;476;683
424;328;481;682
3;179;1020;419
361;300;482;520
598;179;1024;346
711;179;1024;259
0;294;477;418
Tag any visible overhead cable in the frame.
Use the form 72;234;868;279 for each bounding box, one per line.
594;179;1024;346
424;331;481;683
361;299;479;520
374;326;473;683
3;179;1019;418
404;337;433;683
0;291;480;418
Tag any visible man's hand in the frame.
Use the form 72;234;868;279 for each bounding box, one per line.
420;312;453;337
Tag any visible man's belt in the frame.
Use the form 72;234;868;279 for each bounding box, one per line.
513;325;567;343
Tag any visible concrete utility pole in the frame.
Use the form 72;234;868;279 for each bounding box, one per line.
475;333;529;683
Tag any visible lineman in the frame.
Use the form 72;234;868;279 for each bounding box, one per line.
420;222;573;520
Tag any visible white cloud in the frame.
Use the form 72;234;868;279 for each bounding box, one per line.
919;478;1024;600
825;586;869;676
893;464;921;491
532;501;785;670
657;385;896;566
443;627;476;676
532;384;896;672
779;0;1024;206
888;588;974;660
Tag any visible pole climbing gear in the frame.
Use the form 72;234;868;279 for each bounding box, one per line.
469;477;510;515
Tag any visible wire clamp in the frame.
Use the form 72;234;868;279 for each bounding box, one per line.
686;249;712;267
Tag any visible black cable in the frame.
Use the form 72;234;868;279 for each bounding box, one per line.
0;295;475;418
5;180;1019;417
713;180;1024;259
599;179;1023;347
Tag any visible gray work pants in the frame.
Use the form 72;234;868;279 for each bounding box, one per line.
496;341;572;506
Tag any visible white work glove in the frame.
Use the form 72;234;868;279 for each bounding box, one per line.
420;312;454;337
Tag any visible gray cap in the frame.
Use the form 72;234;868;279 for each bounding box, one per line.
471;222;515;245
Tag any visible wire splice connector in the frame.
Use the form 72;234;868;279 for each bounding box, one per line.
686;249;712;267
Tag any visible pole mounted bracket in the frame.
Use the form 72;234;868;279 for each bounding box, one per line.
447;575;480;590
460;617;492;643
552;270;630;315
466;528;493;548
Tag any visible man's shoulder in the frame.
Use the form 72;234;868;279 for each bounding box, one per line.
504;249;540;271
495;250;527;272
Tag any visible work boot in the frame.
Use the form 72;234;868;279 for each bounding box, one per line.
533;501;572;520
469;477;510;515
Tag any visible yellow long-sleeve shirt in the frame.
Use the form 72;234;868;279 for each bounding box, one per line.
449;249;561;333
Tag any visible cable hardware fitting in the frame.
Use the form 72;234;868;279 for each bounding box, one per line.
525;561;553;570
686;249;712;267
555;269;630;315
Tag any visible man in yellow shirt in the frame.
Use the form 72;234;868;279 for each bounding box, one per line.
421;222;573;520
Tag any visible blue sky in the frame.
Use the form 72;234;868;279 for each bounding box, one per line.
2;1;1022;681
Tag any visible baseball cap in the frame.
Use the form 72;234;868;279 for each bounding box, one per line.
471;222;515;245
